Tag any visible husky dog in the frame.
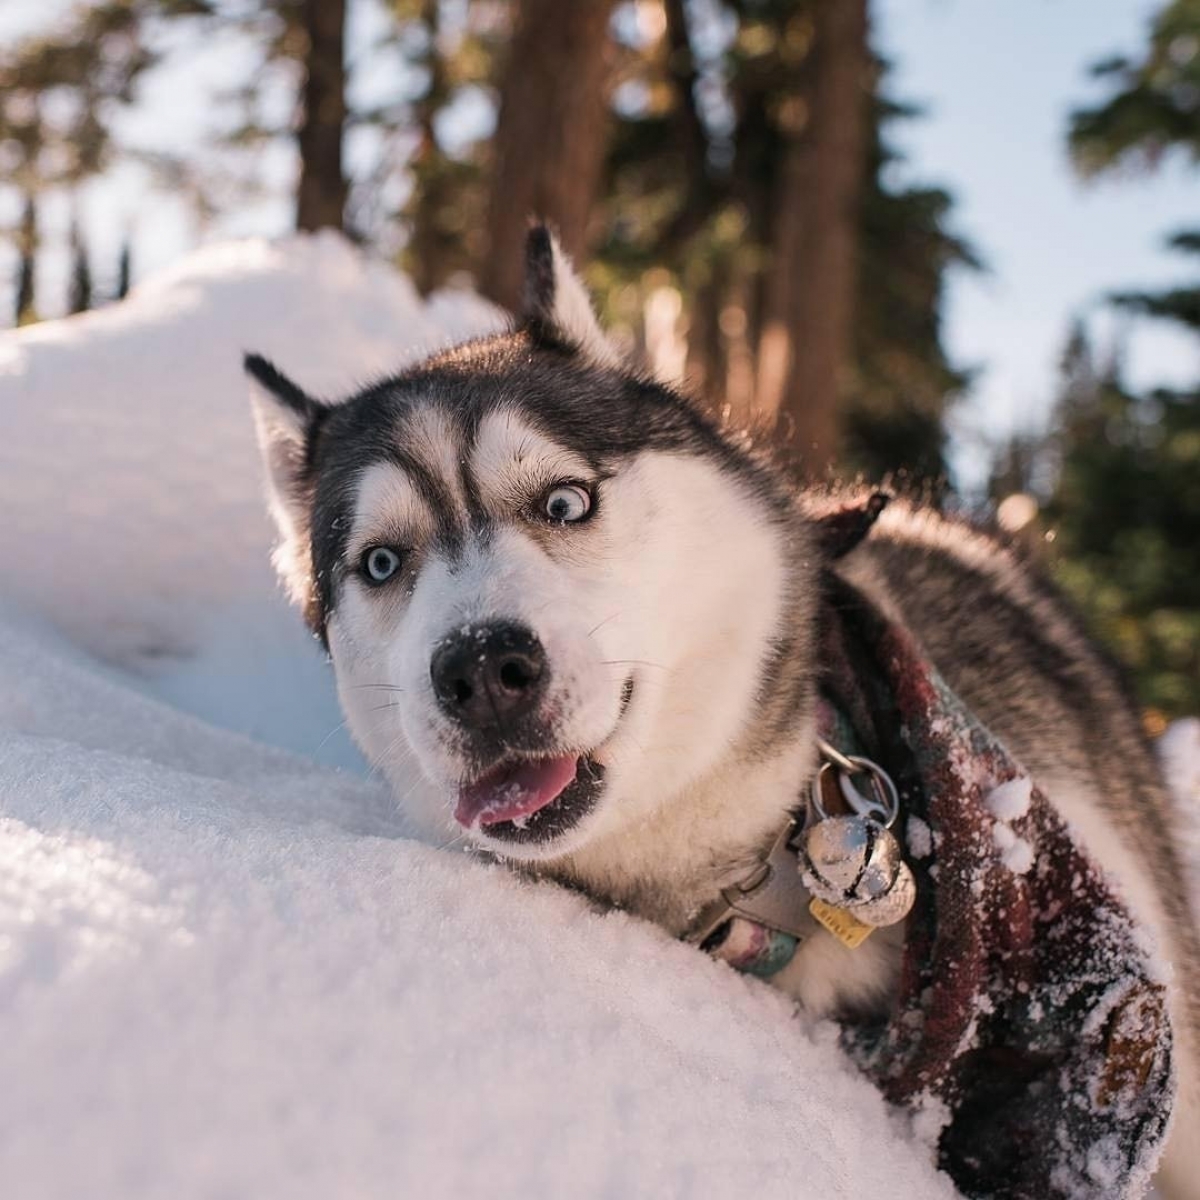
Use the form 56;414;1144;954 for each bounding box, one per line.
247;228;1199;1194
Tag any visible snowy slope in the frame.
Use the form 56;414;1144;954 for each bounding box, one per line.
0;237;956;1200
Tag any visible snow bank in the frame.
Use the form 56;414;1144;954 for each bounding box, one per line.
0;237;956;1199
0;234;506;769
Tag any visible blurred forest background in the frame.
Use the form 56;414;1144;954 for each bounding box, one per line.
1;0;1197;723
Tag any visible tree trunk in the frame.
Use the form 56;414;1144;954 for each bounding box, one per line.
755;0;870;476
480;0;618;311
15;193;37;326
295;0;347;234
68;215;92;314
116;240;132;300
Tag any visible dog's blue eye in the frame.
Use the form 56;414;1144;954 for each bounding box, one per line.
363;546;402;584
543;484;592;523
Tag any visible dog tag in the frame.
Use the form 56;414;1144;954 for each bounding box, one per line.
808;897;873;948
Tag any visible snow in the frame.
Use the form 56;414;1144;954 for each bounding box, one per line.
986;776;1033;823
906;814;934;859
985;777;1035;874
991;822;1035;876
0;234;958;1199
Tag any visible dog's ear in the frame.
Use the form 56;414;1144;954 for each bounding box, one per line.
521;224;620;368
244;352;325;610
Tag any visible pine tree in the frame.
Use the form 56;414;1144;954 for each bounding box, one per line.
0;0;163;323
1041;334;1200;719
1069;0;1200;176
843;90;979;487
399;0;504;294
1052;0;1200;719
591;2;973;484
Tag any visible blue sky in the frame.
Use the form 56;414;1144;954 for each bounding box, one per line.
876;0;1199;484
3;0;1196;490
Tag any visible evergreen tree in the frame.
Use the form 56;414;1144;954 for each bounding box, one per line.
592;4;974;484
0;0;166;323
1;0;971;493
843;90;979;486
1041;331;1200;720
1044;2;1200;719
1069;0;1200;176
399;0;508;294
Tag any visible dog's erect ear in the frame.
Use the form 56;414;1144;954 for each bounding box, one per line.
521;224;620;368
244;352;325;610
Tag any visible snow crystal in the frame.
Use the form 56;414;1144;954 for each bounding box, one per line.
1003;837;1035;875
986;776;1033;822
906;815;933;859
0;237;959;1200
990;823;1035;874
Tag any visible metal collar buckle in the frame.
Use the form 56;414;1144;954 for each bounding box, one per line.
686;817;816;947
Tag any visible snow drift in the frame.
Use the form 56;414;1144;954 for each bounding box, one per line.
0;235;957;1199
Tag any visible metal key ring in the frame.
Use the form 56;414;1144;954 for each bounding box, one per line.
812;741;901;828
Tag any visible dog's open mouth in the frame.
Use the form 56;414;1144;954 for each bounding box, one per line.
455;753;605;844
453;676;634;845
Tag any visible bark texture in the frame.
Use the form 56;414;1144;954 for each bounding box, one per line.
480;0;618;311
295;0;348;233
755;0;870;475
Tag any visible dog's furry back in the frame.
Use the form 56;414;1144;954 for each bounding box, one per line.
836;499;1200;1195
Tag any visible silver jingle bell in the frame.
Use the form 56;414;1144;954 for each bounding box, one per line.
800;815;875;898
799;815;916;928
851;858;916;927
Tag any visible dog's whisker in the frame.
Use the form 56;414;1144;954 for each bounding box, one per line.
587;612;622;638
312;716;351;754
434;829;471;854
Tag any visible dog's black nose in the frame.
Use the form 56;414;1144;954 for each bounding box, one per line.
430;622;548;728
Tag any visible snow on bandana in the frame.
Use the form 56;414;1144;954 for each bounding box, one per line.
819;569;1174;1199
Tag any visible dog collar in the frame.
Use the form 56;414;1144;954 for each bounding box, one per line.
685;816;817;977
685;735;914;978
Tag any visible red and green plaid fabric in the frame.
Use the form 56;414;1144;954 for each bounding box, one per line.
821;572;1173;1199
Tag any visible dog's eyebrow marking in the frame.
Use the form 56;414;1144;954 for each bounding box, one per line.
457;444;490;539
471;410;592;508
349;460;437;554
389;407;468;551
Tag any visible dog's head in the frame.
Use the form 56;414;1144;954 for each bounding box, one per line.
248;228;810;864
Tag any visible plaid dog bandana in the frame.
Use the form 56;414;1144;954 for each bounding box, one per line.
820;563;1174;1199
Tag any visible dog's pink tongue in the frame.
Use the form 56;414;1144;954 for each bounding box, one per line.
455;754;580;828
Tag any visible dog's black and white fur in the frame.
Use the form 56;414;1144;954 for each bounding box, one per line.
248;228;1200;1194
